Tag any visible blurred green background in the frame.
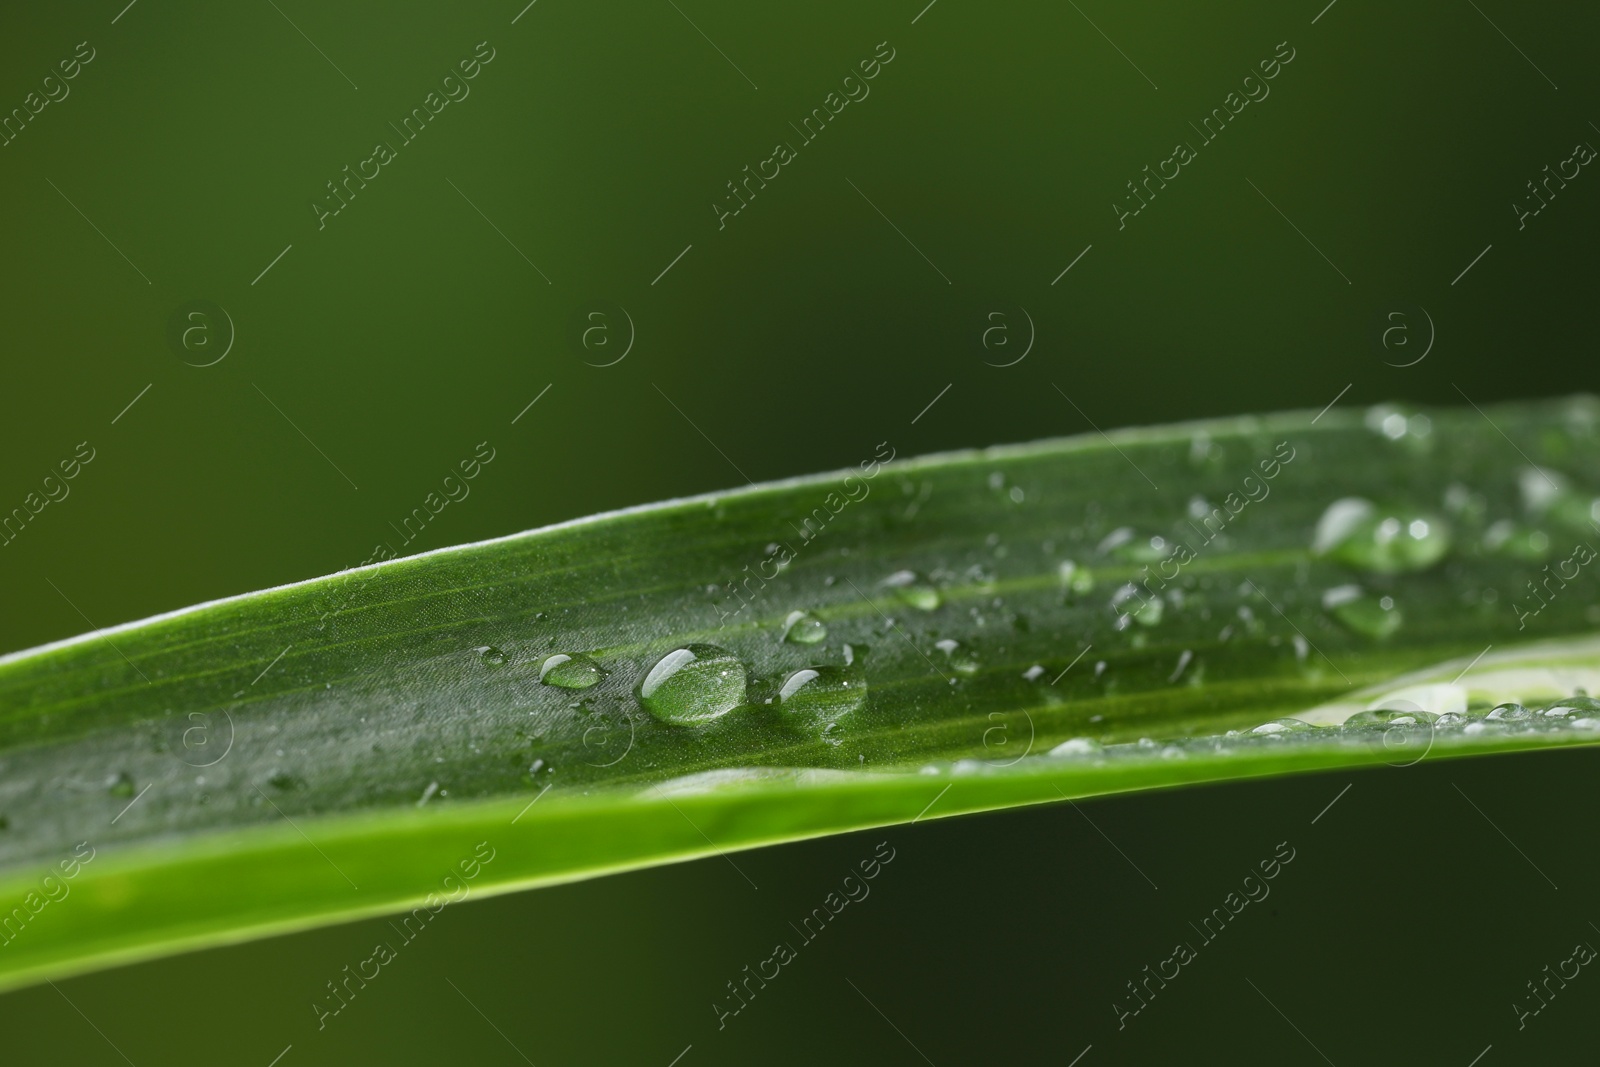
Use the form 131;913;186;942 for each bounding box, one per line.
1;0;1595;1061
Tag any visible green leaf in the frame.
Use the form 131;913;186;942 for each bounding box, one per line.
2;397;1598;991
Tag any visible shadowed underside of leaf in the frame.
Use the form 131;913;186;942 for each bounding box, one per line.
0;397;1598;991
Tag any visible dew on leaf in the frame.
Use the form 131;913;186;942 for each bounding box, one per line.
881;570;940;611
1486;702;1530;722
1049;737;1103;757
1343;707;1437;727
934;638;980;675
781;610;828;645
539;653;605;689
1322;584;1402;639
1251;717;1312;735
1312;498;1451;574
637;644;747;724
777;665;867;724
1058;560;1094;595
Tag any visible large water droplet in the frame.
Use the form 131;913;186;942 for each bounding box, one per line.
1486;702;1531;722
881;570;941;611
777;665;867;725
1344;707;1437;727
1322;584;1402;638
540;653;605;689
934;638;980;676
1252;717;1312;735
637;644;747;723
1312;498;1451;574
781;610;827;645
1049;737;1103;757
1540;695;1600;717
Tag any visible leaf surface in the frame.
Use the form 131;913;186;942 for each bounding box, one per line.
2;398;1598;990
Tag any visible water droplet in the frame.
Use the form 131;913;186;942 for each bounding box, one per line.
1371;408;1409;440
934;638;980;676
1483;519;1551;561
1022;664;1046;682
1099;528;1167;563
539;653;605;689
777;665;867;725
1058;559;1094;595
1111;584;1163;628
781;610;827;645
1251;717;1312;735
1344;707;1437;726
107;772;136;798
1519;466;1569;515
963;563;998;592
1540;695;1600;717
881;570;941;611
1322;584;1402;639
1312;498;1451;573
637;644;747;724
1485;702;1530;722
1049;737;1103;757
475;645;507;667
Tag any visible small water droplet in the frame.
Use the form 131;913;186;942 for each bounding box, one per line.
781;610;828;645
1519;466;1569;515
1058;560;1094;595
1483;519;1550;561
934;638;980;675
1049;737;1103;757
964;563;998;592
539;653;605;689
1111;584;1163;628
1322;584;1402;639
881;570;941;611
1312;498;1451;574
1099;528;1167;563
777;665;867;727
475;645;507;667
1022;664;1046;682
637;644;747;723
